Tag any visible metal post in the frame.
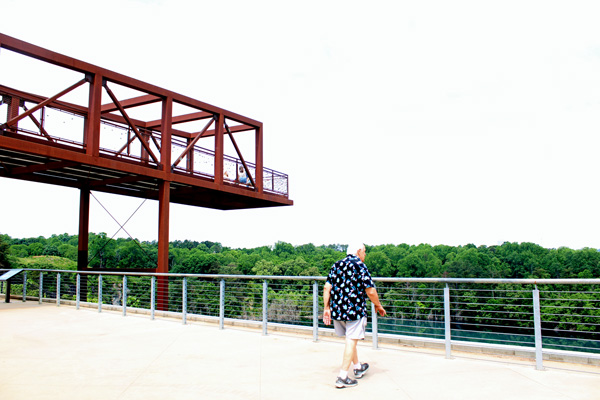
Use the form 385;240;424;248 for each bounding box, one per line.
22;271;27;301
371;302;379;349
122;275;127;316
39;272;43;304
533;285;544;371
76;274;80;310
262;280;268;336
4;278;12;303
444;284;452;359
312;280;319;342
4;279;11;303
219;279;225;330
151;276;156;320
182;277;187;325
56;273;61;306
98;275;103;313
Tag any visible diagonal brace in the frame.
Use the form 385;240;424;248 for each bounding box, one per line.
0;78;87;130
22;104;55;142
171;116;215;169
103;82;160;165
225;122;255;188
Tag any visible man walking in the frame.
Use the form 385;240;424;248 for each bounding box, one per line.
323;242;387;388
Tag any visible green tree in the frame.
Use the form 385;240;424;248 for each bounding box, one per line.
365;251;394;277
252;260;281;275
273;241;295;259
0;235;10;268
27;242;44;256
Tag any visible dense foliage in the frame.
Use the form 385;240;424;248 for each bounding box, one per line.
2;233;599;352
2;233;599;278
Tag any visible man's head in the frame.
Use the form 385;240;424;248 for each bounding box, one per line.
347;241;366;262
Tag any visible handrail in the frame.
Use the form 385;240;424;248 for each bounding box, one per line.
3;268;600;372
0;98;290;197
12;269;600;284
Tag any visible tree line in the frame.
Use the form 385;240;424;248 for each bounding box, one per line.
1;233;599;279
2;233;599;350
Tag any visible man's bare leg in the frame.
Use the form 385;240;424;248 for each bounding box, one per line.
341;338;359;371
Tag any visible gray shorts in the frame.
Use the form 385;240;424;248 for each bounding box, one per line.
333;317;368;340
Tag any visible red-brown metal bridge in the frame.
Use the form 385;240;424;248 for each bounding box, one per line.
0;33;292;308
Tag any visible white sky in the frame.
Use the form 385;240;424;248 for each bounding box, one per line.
1;0;600;250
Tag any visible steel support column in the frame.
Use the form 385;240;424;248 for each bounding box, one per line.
186;137;194;173
161;97;172;170
215;113;224;185
255;126;263;193
85;74;102;157
77;188;90;300
154;96;173;312
156;180;170;311
7;95;20;129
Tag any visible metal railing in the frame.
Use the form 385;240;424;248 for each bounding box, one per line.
0;98;290;197
3;269;600;370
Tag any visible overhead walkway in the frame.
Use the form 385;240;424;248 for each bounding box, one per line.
1;301;598;400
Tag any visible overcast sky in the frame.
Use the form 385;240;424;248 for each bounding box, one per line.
2;0;600;250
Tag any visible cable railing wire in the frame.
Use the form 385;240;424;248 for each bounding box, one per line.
6;269;600;369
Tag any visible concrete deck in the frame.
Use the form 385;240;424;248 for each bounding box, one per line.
1;301;599;400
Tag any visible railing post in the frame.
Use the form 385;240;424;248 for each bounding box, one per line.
22;271;27;302
182;277;187;325
533;285;544;371
444;284;452;359
262;280;268;336
151;276;156;320
98;275;103;313
219;279;225;330
312;280;319;342
76;274;80;310
39;272;43;304
371;302;379;349
56;273;61;306
122;275;127;316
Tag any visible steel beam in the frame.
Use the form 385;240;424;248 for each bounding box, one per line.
102;83;159;165
156;180;170;311
101;94;160;113
255;125;263;193
85;73;102;157
225;122;255;188
171;116;214;169
1;79;87;130
215;113;224;185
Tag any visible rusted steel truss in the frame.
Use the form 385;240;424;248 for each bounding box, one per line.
0;33;292;299
0;33;291;205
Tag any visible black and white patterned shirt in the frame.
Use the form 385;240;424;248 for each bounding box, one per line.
326;255;375;321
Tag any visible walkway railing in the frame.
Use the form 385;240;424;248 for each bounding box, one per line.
0;103;289;197
3;269;600;370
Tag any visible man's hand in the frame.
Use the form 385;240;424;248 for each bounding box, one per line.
366;287;387;317
323;308;332;325
375;304;387;317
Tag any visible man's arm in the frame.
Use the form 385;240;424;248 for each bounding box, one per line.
323;282;332;325
366;287;387;317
